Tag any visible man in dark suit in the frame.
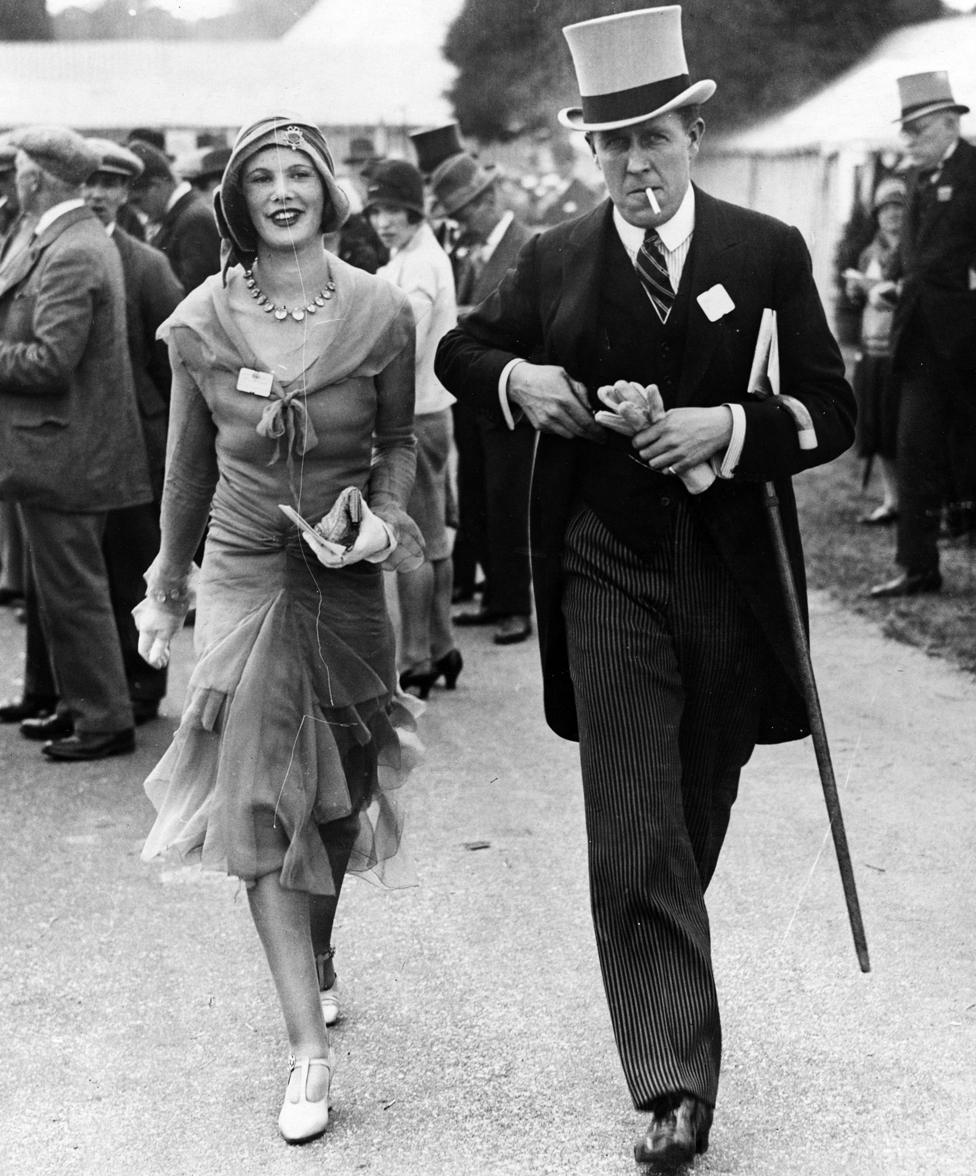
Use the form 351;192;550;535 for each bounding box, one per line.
126;138;221;292
85;138;185;721
436;7;855;1167
869;71;976;597
0;126;152;760
429;153;537;644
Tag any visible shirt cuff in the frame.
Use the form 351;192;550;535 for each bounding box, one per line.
712;402;746;479
497;358;524;431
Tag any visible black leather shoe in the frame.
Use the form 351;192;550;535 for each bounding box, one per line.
41;729;135;761
492;615;532;645
868;569;942;598
635;1094;712;1170
131;699;160;726
0;695;58;723
20;712;74;741
454;607;500;627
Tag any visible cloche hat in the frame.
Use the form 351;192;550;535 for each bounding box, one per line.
214;114;350;273
557;5;715;133
895;71;969;126
364;159;426;218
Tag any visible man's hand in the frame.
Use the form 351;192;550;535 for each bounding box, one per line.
633;406;733;473
508;362;604;441
867;279;898;308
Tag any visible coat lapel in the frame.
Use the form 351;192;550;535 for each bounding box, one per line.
549;200;613;381
676;186;745;405
0;205;96;302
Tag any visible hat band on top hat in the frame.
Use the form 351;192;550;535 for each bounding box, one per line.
581;73;690;126
900;98;961;121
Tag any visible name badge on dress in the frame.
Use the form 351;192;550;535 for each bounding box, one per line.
936;185;953;202
236;367;274;398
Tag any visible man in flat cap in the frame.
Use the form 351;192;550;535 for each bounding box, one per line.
437;6;854;1167
869;71;976;597
0;125;152;760
127;138;220;292
430;151;537;645
85;139;185;722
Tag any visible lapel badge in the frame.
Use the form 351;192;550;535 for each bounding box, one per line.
936;185;953;202
697;283;735;323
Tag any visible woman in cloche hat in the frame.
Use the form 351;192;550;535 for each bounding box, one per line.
133;114;424;1144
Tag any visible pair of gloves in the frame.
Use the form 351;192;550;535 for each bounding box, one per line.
133;488;396;670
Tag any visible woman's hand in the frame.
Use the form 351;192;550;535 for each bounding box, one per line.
133;598;186;669
301;500;395;568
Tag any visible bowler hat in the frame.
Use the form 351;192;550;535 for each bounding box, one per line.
10;125;101;186
429;153;496;217
127;140;173;187
365;159;426;217
895;71;969;125
410;123;465;176
85;138;144;181
557;5;715;132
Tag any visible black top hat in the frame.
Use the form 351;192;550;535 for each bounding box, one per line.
344;136;379;165
409;123;465;177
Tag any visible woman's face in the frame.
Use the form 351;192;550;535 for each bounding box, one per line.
242;145;326;252
369;203;417;253
877;203;904;237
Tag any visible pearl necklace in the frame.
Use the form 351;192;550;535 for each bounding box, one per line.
243;268;336;322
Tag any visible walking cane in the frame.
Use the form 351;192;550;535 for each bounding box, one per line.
762;478;871;973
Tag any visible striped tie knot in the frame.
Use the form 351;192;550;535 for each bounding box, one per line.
635;229;674;324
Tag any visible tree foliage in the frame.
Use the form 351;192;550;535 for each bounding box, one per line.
0;0;52;39
444;0;946;141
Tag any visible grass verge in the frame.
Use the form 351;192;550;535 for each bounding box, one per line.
794;450;976;676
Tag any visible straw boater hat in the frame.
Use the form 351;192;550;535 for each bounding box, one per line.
409;122;465;177
557;5;715;132
894;71;969;125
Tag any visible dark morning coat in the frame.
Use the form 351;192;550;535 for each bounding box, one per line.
892;134;976;370
0;205;151;513
153;187;221;293
436;187;856;744
112;225;184;496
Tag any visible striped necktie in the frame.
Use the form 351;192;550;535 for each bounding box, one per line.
635;229;674;323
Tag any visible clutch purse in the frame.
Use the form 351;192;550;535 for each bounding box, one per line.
278;486;364;552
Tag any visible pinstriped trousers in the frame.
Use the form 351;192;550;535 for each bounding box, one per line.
562;503;765;1110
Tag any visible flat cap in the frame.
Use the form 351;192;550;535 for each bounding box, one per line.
11;124;100;185
127;139;173;186
85;137;144;181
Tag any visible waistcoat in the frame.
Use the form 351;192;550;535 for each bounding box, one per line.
577;225;695;557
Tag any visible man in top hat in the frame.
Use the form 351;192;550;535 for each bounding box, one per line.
436;6;854;1166
0;126;152;760
126;139;220;292
869;71;976;597
430;150;536;644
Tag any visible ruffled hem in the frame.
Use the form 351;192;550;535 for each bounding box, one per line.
141;573;421;894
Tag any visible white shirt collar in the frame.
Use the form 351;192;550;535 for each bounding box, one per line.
482;209;514;261
165;180;192;215
613;183;695;254
33;198;86;238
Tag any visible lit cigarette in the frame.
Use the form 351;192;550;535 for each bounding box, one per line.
644;186;661;215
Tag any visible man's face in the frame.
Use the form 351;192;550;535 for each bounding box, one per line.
452;189;498;243
83;171;129;226
590;111;703;228
14;151;41;215
900;111;959;169
128;175;170;222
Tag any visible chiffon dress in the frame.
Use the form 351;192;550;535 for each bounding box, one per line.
141;256;421;895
